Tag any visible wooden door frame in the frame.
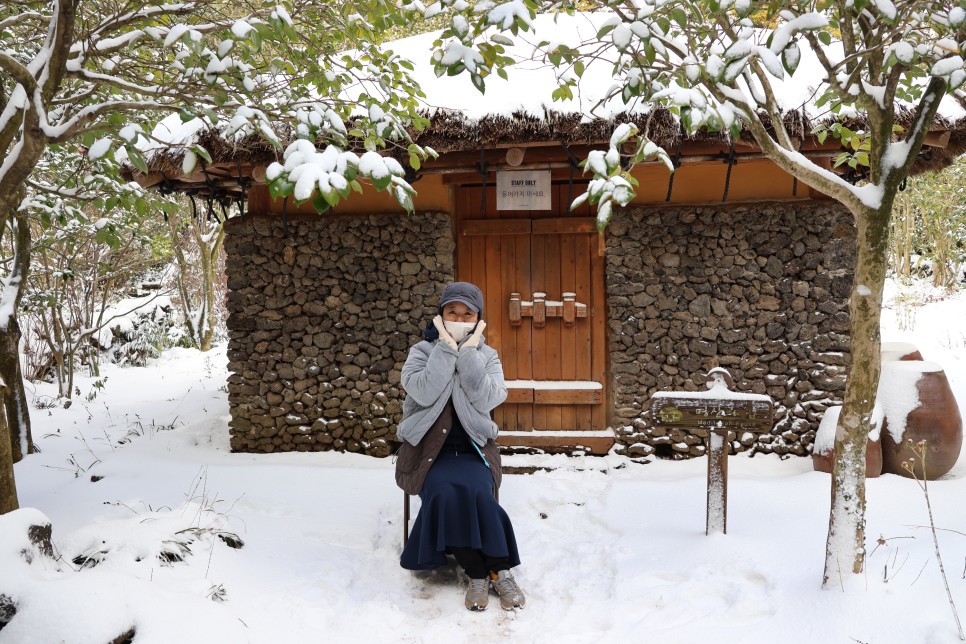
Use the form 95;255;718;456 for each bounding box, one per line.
452;182;610;432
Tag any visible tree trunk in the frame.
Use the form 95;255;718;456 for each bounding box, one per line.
0;318;32;462
823;203;891;587
0;211;33;462
167;210;225;352
199;239;216;352
166;213;200;348
0;383;19;514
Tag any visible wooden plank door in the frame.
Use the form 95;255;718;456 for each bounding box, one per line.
458;215;608;433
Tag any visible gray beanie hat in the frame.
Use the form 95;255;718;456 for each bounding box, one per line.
439;281;484;316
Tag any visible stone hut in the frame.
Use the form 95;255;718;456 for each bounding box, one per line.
133;27;966;461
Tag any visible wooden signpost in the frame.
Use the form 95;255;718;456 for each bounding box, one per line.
650;368;773;535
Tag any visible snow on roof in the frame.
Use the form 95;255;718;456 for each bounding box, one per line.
387;13;620;121
134;12;966;176
383;12;966;124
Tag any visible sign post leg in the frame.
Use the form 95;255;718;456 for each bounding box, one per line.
706;428;729;535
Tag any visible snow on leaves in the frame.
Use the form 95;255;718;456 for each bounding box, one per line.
1;0;431;234
265;141;417;212
571;123;672;229
414;0;966;212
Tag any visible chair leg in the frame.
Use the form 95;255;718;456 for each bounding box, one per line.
403;491;410;547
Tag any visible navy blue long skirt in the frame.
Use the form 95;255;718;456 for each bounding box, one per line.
400;450;520;570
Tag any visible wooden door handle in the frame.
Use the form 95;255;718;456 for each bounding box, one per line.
508;292;587;327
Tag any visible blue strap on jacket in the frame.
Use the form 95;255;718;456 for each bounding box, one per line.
470;439;490;468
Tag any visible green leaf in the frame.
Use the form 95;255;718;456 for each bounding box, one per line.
268;178;293;200
596;23;617;39
313;193;330;211
127;148;148;174
574;60;585;78
371;173;392;191
192;145;213;164
818;31;832;46
670;7;688;28
570;191;589;211
398;191;414;213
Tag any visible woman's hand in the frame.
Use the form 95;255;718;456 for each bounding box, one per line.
433;315;458;350
460;320;486;350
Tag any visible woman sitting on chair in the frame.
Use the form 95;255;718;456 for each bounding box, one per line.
395;281;526;611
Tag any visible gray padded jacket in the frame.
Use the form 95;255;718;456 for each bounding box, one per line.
396;337;508;447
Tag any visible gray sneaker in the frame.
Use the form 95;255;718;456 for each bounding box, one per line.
490;570;526;610
465;577;489;611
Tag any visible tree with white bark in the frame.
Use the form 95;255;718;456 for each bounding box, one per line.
415;0;966;586
164;195;227;353
0;0;432;514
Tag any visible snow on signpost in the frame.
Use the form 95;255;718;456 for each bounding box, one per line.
650;368;773;535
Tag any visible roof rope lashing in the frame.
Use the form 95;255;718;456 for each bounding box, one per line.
281;196;289;236
476;146;488;216
722;141;737;202
188;193;199;227
158;173;174;221
791;137;805;196
199;161;220;223
899;176;907;192
665;123;685;202
235;159;251;218
561;141;581;213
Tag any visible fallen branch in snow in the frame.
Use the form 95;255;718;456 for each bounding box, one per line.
902;440;965;640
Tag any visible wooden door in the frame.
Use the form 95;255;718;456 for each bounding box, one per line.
456;186;608;436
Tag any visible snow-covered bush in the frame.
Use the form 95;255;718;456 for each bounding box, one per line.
98;296;188;367
891;157;966;289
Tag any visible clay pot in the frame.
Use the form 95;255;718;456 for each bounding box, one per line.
880;367;963;480
812;436;883;478
811;407;883;478
881;341;923;362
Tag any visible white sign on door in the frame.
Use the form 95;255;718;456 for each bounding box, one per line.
497;170;551;210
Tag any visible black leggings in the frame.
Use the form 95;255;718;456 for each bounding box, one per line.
449;547;510;579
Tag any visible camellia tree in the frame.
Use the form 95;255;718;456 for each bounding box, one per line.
0;0;435;514
415;0;966;586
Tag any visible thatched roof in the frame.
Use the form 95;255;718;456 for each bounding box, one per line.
131;105;966;196
131;12;966;191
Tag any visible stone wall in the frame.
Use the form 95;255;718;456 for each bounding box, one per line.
223;212;455;456
606;200;856;459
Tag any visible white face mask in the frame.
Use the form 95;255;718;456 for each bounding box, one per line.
443;321;476;343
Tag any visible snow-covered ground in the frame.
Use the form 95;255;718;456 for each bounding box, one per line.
4;277;966;644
